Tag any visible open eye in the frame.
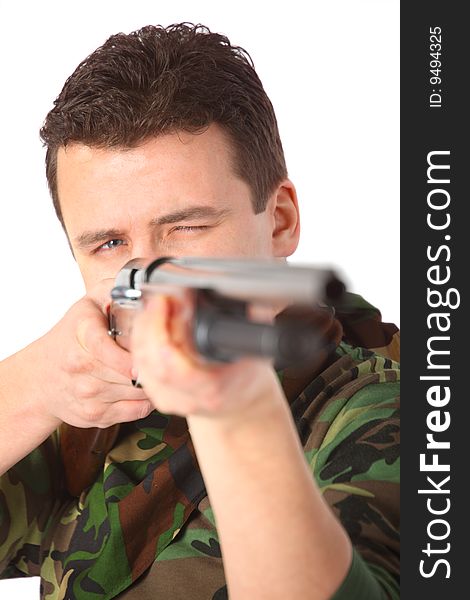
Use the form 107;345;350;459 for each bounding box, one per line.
96;239;125;252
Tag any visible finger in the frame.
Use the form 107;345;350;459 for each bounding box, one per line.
86;277;118;310
71;374;149;406
132;294;174;356
131;295;171;374
131;296;196;385
76;313;135;379
86;399;153;427
88;362;142;387
167;290;197;355
147;294;171;344
110;399;154;423
100;383;149;402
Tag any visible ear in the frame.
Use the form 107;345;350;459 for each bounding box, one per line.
269;179;300;257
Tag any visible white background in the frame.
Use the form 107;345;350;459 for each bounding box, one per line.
0;0;398;595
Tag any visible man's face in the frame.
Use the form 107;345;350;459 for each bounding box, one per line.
57;124;297;291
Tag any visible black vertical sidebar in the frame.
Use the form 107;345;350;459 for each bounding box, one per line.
401;3;467;598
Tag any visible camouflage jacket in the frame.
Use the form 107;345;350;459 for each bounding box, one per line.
0;295;400;599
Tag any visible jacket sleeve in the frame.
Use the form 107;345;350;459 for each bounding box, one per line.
304;374;400;599
0;430;65;579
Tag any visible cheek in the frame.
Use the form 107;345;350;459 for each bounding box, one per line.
77;259;117;292
211;219;272;256
236;221;272;256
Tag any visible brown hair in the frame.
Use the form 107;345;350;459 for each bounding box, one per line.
40;23;288;227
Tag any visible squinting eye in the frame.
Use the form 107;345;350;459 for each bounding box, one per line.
97;239;125;252
172;225;209;233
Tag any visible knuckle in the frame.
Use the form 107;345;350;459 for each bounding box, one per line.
138;401;153;420
75;378;100;400
76;355;95;375
82;402;107;424
64;346;93;375
95;419;113;429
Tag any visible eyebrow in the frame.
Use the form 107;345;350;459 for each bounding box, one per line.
150;205;230;226
74;228;124;250
74;205;231;249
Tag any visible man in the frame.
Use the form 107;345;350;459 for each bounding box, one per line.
0;23;399;599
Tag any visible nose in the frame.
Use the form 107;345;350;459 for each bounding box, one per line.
129;240;160;267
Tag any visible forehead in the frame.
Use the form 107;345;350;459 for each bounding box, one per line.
56;124;236;189
56;125;251;234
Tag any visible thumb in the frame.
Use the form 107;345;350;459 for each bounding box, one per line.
86;277;118;312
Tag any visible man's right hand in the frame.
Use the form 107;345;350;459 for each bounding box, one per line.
0;281;152;474
27;280;152;429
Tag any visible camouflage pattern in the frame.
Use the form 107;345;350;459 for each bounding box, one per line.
0;295;400;599
335;292;400;363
